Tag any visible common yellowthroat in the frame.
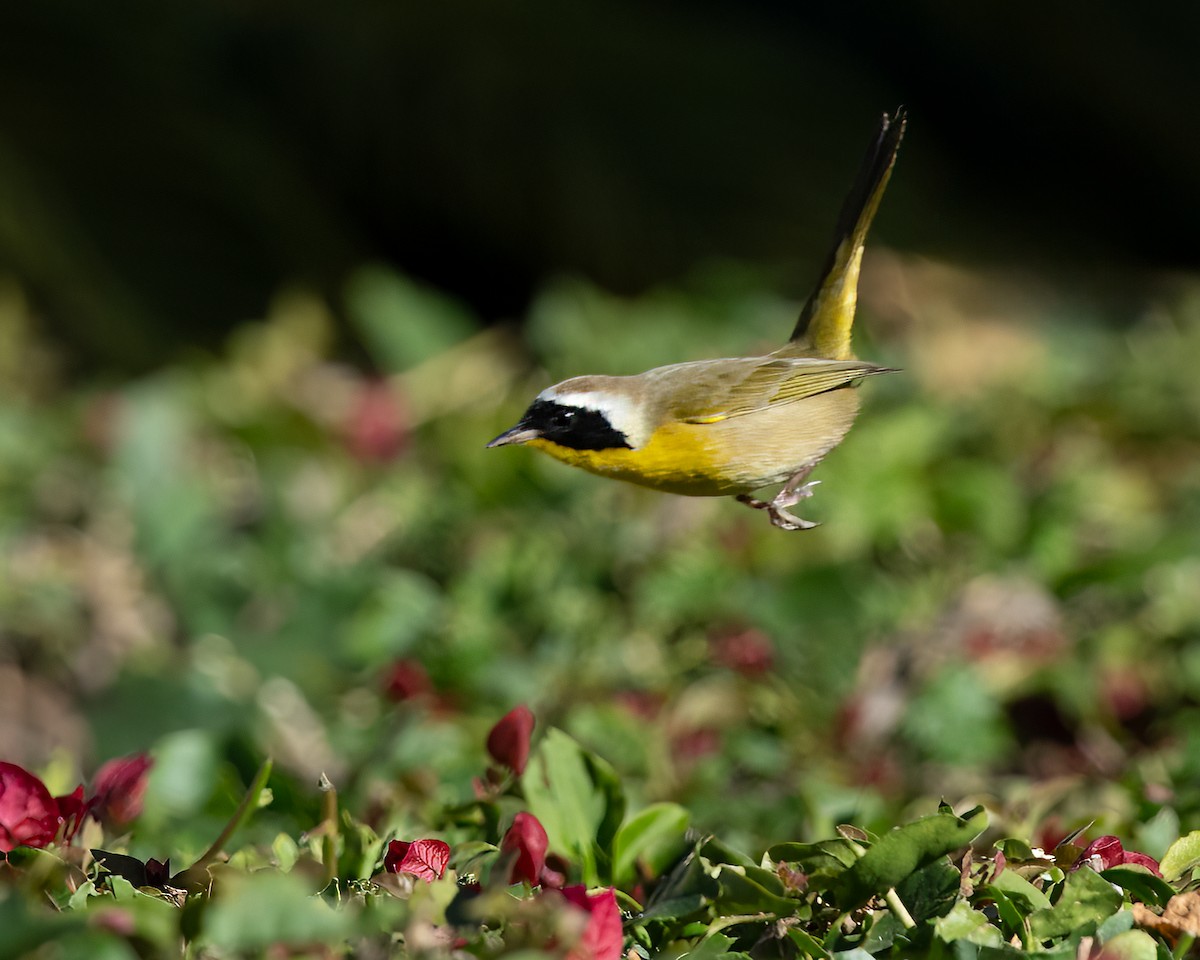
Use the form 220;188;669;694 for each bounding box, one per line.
489;109;906;530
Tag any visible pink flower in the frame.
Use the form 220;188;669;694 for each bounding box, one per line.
502;811;548;886
384;838;451;882
487;705;535;776
1073;836;1162;877
561;885;623;960
0;762;70;852
90;754;153;828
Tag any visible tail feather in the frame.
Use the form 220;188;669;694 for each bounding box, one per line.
785;108;907;360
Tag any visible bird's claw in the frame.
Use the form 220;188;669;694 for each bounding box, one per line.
736;488;821;531
767;506;820;531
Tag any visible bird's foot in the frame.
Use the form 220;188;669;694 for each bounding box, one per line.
775;479;820;508
737;482;821;531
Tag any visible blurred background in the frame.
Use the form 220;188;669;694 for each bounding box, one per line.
3;0;1199;370
2;0;1199;857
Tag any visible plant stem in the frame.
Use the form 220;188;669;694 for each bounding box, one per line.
319;771;339;889
885;888;916;929
191;760;273;871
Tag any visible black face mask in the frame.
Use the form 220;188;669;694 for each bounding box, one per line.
520;399;632;451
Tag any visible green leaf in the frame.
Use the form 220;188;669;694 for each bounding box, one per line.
1100;867;1176;907
1158;830;1200;882
934;901;1004;946
67;881;99;911
641;848;718;921
3;846;75;893
699;837;758;870
30;930;140;960
345;265;477;371
523;728;616;886
191;759;274;871
638;894;710;922
714;867;798;916
583;747;628;876
201;871;353;950
833;806;988;909
272;833;300;873
141;729;221;824
768;839;859;874
1028;867;1122;941
0;896;84;960
785;927;831;959
681;933;736;959
613;803;691;887
895;857;961;922
449;840;499;872
1096;929;1159;960
861;911;905;953
983;868;1054;912
1096;907;1136;941
993;838;1043;862
339;571;443;664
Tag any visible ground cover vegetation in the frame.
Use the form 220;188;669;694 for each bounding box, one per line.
2;260;1200;957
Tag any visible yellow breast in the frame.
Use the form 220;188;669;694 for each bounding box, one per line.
527;422;737;497
526;387;860;498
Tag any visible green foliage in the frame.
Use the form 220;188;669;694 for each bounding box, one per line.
3;264;1200;955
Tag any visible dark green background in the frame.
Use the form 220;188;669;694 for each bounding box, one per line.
2;0;1196;369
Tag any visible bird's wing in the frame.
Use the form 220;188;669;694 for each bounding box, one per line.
669;357;895;424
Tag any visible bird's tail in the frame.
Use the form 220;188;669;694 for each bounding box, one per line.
784;108;907;360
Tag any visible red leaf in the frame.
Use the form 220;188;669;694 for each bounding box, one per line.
502;811;548;886
540;852;570;890
90;754;153;828
1121;851;1165;876
343;381;408;464
487;705;535;775
383;659;432;703
710;627;775;676
561;885;624;960
0;762;61;852
384;837;450;882
54;786;88;844
1075;836;1163;878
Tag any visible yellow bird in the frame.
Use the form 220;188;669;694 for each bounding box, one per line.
489;109;906;530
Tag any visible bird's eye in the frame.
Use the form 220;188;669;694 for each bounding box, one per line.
554;410;575;427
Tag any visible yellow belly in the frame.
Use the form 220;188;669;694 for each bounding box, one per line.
527;390;860;497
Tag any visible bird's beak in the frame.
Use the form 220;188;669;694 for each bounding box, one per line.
486;425;540;448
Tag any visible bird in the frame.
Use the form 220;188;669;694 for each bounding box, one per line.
488;109;907;530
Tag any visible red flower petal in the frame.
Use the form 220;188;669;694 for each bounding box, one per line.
487;705;535;776
561;885;624;960
502;811;548;886
90;754;153;827
0;762;60;852
384;838;450;882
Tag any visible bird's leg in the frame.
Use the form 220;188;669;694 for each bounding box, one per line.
736;463;822;531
